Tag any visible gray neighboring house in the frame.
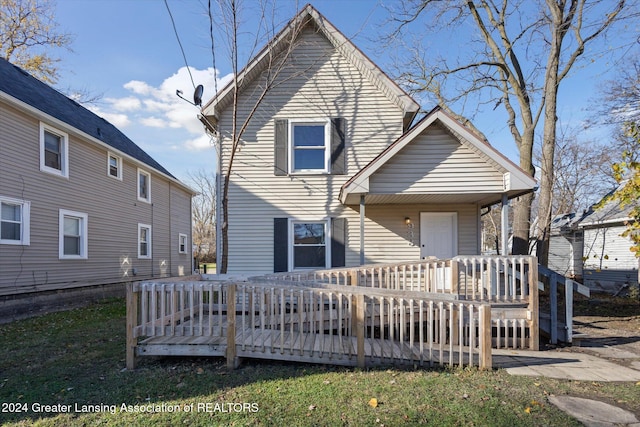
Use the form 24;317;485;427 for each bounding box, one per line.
0;58;195;318
548;212;583;280
200;5;536;275
547;186;639;293
579;188;639;293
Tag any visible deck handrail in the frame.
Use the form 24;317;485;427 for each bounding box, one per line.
126;280;492;371
263;256;538;303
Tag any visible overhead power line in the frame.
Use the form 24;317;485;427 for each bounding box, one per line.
164;0;196;90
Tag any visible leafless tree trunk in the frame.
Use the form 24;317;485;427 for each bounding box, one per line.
205;0;304;273
386;0;631;264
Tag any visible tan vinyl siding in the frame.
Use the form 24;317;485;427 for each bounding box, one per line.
218;26;405;274
353;204;480;265
369;124;505;194
0;100;192;295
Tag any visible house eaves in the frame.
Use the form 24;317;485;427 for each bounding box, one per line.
339;106;537;205
0;58;195;195
201;4;420;129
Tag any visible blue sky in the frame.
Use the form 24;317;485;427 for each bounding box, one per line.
50;0;637;183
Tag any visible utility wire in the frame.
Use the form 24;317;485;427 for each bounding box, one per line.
164;0;196;89
208;0;219;97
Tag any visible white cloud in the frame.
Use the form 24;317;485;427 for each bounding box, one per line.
140;117;167;128
88;105;131;127
106;96;142;112
123;80;154;96
92;66;230;153
184;134;215;151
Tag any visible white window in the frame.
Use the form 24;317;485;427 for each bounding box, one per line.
178;233;188;254
0;196;30;245
289;120;330;173
59;210;88;259
40;123;69;178
138;224;152;258
108;153;122;180
137;169;151;203
289;220;329;269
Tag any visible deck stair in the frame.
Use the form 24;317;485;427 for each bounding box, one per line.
537;265;590;345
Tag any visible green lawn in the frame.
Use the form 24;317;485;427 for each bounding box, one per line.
0;299;638;426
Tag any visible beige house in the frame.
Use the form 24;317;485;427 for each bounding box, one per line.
0;58;194;316
201;5;536;275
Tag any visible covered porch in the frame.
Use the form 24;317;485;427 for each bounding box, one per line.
339;106;537;263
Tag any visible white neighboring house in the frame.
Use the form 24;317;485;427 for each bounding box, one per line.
200;5;536;275
579;187;639;293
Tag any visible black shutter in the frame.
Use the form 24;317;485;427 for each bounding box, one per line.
330;118;346;175
274;119;288;176
331;218;346;268
274;218;288;272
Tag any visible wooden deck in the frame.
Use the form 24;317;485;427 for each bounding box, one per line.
126;256;542;371
137;325;482;367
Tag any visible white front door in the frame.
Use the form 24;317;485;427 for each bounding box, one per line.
420;212;458;259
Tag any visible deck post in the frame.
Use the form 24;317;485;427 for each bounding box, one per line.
529;259;539;350
550;272;558;345
226;283;238;369
356;293;365;368
126;281;139;370
450;259;459;296
565;277;573;345
479;304;492;370
349;270;359;287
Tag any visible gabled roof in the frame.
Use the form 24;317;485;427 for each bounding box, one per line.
201;4;420;129
339;106;537;206
0;57;189;189
579;184;638;228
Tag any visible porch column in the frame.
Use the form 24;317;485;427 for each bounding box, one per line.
501;193;509;255
360;195;365;265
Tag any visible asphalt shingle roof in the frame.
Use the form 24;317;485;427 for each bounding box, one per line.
0;57;175;178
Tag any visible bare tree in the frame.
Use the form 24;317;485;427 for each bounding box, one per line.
187;169;217;265
0;0;72;84
201;0;315;273
536;127;619;217
386;0;635;265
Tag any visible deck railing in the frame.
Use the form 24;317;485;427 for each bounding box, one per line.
263;256;539;350
264;256;537;301
127;280;493;371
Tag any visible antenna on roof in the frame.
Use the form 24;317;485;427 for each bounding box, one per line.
176;84;204;107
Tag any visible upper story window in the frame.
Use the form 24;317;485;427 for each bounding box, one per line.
274;118;345;176
59;209;88;259
178;233;188;254
108;153;122;180
290;121;330;173
40;123;69;178
137;169;151;203
0;196;30;245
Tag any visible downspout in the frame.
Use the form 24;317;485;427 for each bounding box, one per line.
360;194;365;265
215;131;222;275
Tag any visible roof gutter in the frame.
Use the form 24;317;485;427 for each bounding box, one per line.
0;90;196;195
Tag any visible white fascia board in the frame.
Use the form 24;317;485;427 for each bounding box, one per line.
0;91;196;195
